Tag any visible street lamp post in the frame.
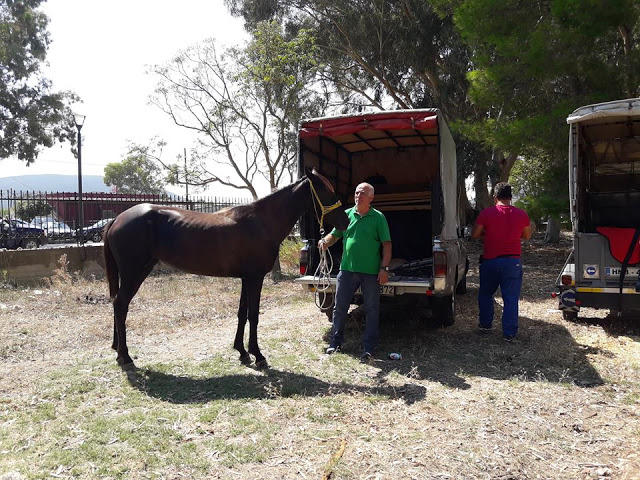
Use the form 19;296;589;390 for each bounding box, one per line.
74;113;86;245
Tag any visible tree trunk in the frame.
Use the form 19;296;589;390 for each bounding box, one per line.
495;151;518;183
473;162;493;211
457;182;474;226
544;216;561;244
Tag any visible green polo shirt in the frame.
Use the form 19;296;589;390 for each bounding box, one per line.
330;206;391;275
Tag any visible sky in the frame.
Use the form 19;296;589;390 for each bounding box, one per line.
0;0;249;196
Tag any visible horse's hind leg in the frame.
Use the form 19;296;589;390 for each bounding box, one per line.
113;260;158;370
246;276;267;369
234;279;251;365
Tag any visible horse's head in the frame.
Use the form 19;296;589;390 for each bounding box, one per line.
305;167;350;231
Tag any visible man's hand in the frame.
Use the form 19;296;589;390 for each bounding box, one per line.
318;238;328;251
378;269;389;285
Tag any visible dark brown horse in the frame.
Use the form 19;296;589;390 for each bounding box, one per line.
103;168;348;370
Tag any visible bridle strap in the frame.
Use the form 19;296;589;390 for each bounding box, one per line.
309;178;342;234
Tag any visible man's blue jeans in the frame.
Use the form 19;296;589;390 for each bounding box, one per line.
330;270;380;353
478;257;523;337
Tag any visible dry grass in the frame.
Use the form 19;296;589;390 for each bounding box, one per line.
1;233;640;479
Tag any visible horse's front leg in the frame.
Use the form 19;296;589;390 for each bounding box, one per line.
234;280;251;365
246;276;268;369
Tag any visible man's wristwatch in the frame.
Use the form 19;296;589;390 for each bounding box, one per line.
381;266;390;272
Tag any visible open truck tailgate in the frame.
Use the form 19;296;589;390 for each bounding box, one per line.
295;275;434;295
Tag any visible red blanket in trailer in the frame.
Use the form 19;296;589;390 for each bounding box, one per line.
596;227;640;265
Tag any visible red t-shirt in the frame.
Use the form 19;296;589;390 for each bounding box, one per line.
476;205;530;260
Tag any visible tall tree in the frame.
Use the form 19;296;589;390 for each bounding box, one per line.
441;0;640;239
149;22;326;199
103;154;166;194
225;0;499;213
441;0;640;170
0;0;79;164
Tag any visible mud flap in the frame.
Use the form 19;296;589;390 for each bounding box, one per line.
618;226;640;309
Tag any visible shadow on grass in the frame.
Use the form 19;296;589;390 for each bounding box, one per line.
126;366;427;405
569;310;640;338
325;301;605;391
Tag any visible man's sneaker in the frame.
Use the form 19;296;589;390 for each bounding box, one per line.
477;324;493;333
325;345;341;355
503;335;515;342
360;352;372;363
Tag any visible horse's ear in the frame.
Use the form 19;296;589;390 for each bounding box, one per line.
311;168;335;193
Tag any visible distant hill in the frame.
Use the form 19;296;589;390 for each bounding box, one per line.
0;175;111;193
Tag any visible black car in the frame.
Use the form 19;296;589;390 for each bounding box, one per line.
80;218;113;243
0;219;48;249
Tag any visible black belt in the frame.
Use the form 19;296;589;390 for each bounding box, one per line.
480;254;520;264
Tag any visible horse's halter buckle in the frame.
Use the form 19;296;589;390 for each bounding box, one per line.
309;179;342;235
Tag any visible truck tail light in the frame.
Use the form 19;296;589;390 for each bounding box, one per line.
299;244;309;275
434;251;447;278
561;274;573;285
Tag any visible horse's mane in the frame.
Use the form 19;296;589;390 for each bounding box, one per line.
253;176;308;207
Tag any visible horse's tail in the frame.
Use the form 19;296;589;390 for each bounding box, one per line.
103;220;119;301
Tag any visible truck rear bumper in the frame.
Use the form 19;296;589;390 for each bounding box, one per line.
295;275;434;295
576;288;640;311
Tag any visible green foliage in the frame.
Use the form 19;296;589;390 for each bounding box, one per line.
511;153;569;226
0;0;79;164
14;200;52;221
450;0;640;158
279;236;303;273
103;154;166;194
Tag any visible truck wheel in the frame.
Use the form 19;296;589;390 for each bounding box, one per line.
432;293;455;327
455;274;467;294
92;232;102;242
562;310;578;321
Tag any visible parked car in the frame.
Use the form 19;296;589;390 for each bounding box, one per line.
81;218;113;242
32;219;74;240
0;218;47;249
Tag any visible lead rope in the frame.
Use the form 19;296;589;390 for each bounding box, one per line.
313;232;335;311
308;179;342;312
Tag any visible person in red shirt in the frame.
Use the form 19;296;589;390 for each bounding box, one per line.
472;183;532;341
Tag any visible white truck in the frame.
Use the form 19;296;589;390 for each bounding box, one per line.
556;98;640;319
294;109;468;325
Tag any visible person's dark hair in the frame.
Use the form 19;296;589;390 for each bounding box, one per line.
494;182;512;199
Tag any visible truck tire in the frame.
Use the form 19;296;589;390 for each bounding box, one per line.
562;310;578;321
455;274;467;294
432;293;455;327
456;258;469;294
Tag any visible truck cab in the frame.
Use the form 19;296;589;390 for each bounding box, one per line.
294;109;468;325
556;98;640;319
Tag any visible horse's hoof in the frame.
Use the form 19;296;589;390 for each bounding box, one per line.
120;361;137;371
255;358;269;370
239;353;252;365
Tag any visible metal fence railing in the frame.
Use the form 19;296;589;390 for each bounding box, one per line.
0;190;251;249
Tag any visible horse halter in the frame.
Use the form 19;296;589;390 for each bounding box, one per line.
308;177;342;235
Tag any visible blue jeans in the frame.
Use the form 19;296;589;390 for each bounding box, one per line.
330;270;380;353
478;257;523;337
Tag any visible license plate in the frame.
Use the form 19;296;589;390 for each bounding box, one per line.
356;285;395;296
605;267;640;277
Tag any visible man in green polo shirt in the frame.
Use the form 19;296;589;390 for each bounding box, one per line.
318;182;392;362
